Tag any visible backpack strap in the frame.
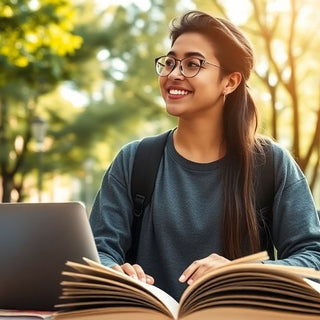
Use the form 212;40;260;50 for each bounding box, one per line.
254;139;275;258
125;130;171;263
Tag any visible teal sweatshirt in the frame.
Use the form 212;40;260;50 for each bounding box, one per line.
90;131;320;301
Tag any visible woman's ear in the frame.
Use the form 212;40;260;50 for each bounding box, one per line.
223;72;242;95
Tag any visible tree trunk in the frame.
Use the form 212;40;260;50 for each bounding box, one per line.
1;172;13;202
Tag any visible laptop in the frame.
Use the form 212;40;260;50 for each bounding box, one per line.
0;201;100;311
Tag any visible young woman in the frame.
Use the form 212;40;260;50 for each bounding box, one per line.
89;11;320;301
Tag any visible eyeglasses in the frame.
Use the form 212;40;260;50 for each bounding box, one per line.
155;55;223;78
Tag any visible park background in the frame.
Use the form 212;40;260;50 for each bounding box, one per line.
0;0;320;213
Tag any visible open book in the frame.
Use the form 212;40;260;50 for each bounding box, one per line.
52;252;320;320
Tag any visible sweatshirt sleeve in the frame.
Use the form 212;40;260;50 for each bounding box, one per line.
89;141;139;267
263;142;320;269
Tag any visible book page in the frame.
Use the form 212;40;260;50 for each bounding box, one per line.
225;251;269;266
179;262;320;318
83;258;179;313
304;278;320;294
59;258;179;318
181;306;320;320
0;309;53;319
135;282;179;319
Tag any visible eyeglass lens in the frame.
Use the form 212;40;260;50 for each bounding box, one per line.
155;56;203;78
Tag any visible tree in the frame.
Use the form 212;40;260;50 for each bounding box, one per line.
249;0;320;191
0;0;82;202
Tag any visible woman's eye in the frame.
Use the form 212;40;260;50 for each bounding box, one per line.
186;59;201;68
165;59;175;67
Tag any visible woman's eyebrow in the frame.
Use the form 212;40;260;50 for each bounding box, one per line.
166;51;206;59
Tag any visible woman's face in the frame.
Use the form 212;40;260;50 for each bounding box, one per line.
159;32;228;120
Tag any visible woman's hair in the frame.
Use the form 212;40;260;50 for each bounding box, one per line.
170;11;262;260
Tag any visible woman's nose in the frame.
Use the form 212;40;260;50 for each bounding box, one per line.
168;63;185;80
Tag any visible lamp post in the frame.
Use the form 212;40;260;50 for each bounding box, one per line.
31;116;47;202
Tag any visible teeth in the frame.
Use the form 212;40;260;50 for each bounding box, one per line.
169;89;188;95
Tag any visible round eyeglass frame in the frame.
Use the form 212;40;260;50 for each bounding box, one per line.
154;55;223;78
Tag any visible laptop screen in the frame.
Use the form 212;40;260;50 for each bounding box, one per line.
0;202;100;311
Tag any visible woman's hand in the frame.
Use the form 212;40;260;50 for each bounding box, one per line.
111;263;154;285
179;253;230;285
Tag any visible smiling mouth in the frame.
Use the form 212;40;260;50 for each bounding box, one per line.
168;89;189;96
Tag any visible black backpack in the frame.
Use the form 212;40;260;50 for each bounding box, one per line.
125;130;274;263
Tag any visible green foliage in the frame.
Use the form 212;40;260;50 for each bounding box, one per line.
0;0;83;201
0;0;82;68
58;0;182;162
